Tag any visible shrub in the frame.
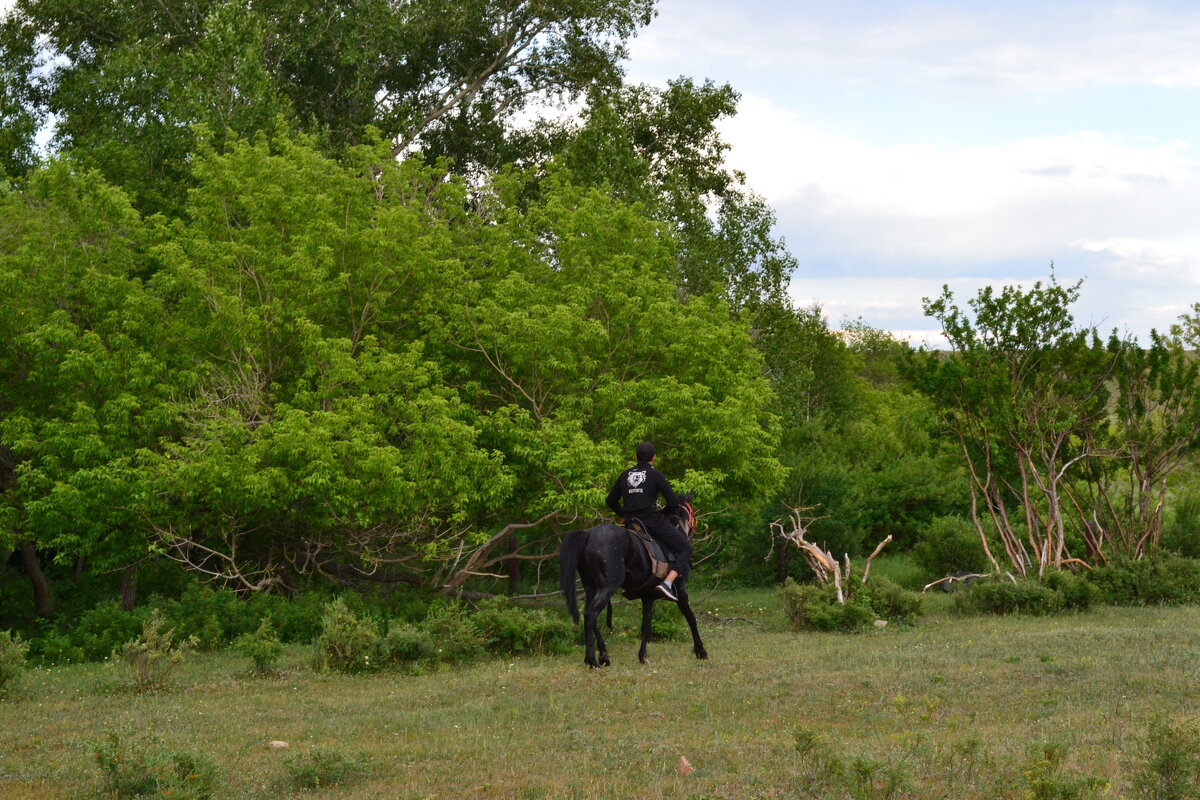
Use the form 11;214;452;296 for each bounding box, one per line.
1023;740;1109;800
956;577;1064;616
1086;556;1200;606
1043;570;1100;611
912;515;990;579
470;597;575;656
118;609;196;691
233;617;284;675
381;621;435;667
92;730;221;799
0;630;30;698
315;597;382;673
780;579;876;632
162;584;259;650
74;601;148;661
859;576;923;623
1162;490;1200;559
1127;718;1200;800
257;589;328;644
283;747;371;790
781;576;922;632
418;602;484;666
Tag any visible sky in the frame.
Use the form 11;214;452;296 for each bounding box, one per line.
5;0;1197;346
622;0;1200;345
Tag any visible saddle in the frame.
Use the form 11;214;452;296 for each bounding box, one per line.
624;518;673;581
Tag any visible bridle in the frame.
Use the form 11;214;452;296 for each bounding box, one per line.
676;501;696;539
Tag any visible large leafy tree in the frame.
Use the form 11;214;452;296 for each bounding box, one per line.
0;163;183;616
130;136;784;593
909;277;1116;575
1;0;655;212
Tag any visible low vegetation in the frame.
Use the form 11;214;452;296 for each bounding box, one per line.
4;590;1200;799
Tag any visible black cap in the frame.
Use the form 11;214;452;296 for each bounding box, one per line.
635;442;655;462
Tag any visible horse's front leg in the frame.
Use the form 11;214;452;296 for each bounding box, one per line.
676;587;708;660
638;598;655;664
584;589;613;668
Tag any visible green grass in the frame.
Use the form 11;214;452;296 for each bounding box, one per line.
4;590;1200;798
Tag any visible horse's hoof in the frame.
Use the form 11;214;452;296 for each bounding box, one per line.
600;656;611;667
696;650;708;660
639;657;650;665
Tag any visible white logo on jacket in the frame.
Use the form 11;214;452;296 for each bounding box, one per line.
627;470;646;488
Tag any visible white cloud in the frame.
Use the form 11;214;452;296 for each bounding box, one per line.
720;93;1200;266
634;2;1200;93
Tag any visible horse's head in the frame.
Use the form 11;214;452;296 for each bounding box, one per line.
671;492;697;538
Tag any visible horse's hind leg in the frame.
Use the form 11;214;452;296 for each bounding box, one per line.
582;586;603;668
589;590;615;667
638;598;655;664
677;585;708;660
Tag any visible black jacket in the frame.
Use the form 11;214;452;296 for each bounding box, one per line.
606;460;681;522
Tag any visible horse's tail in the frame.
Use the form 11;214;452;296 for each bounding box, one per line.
559;529;588;624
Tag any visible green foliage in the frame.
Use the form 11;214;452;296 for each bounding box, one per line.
780;579;877;633
418;602;485;666
912;515;990;579
232;617;284;675
1086;556;1200;606
1042;570;1102;611
0;629;29;698
380;621;435;668
118;609;196;691
471;597;575;656
161;584;259;651
72;601;148;661
955;577;1068;616
1022;740;1109;800
1128;718;1200;800
314;597;382;674
92;730;220;799
781;575;921;633
283;746;371;791
858;576;923;624
1162;487;1200;558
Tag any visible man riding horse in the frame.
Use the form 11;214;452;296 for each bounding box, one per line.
605;441;691;601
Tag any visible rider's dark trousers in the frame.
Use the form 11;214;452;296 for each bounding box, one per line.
645;515;692;576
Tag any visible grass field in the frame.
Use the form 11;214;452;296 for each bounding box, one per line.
3;589;1200;799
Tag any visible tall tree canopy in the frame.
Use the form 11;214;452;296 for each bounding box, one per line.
1;0;655;212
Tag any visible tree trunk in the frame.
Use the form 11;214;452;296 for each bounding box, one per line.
507;533;519;595
119;564;138;612
20;541;53;619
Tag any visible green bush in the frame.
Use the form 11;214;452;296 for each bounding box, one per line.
1162;490;1200;559
1086;556;1200;606
471;597;575;655
418;602;485;666
381;621;435;667
780;579;876;632
283;746;371;790
859;576;923;623
0;630;30;698
956;577;1064;616
1043;570;1100;611
912;515;990;578
92;730;221;799
254;590;328;644
118;609;196;691
161;584;259;650
315;597;383;673
74;601;148;661
233;617;284;674
1128;718;1200;800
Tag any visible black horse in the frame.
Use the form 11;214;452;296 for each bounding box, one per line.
559;499;707;668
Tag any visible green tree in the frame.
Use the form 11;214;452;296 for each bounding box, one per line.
908;276;1114;576
1;0;655;214
0;163;182;616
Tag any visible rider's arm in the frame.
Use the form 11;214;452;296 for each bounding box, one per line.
605;473;624;517
654;469;682;512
